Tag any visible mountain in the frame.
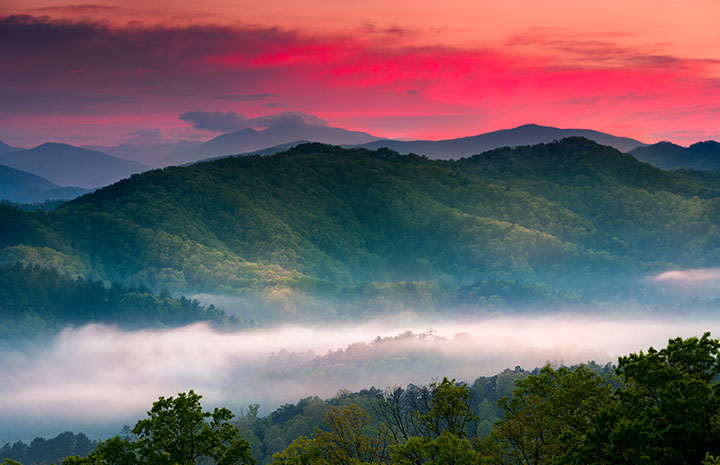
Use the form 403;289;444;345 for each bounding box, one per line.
189;140;311;164
162;122;379;166
351;124;645;158
0;141;23;154
630;140;720;171
82;142;199;167
0;143;149;188
0;163;89;203
2;138;720;322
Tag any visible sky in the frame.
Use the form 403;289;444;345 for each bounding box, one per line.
1;0;719;147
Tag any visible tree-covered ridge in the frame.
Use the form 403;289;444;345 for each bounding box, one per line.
2;138;720;306
0;262;246;341
1;433;96;465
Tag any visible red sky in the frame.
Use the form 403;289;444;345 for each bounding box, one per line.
1;0;719;147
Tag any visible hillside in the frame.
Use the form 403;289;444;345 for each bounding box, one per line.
0;143;148;188
1;138;719;321
630;140;720;171
352;124;646;159
0;262;244;342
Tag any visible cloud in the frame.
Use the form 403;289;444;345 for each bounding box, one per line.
179;110;249;131
652;268;720;288
1;314;719;442
2;14;720;146
179;110;327;131
252;111;327;127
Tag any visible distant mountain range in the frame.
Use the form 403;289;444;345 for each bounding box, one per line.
82;143;186;167
4;137;720;306
350;124;646;158
161;122;379;166
0;143;148;188
0;163;89;203
630;141;720;171
0;124;717;199
175;123;647;166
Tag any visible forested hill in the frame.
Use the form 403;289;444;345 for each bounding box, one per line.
2;138;720;313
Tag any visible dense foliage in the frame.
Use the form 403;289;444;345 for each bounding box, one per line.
62;391;255;465
2;138;720;325
0;432;95;465
0;262;246;341
261;334;720;465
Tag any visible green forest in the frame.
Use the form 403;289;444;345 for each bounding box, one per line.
3;333;719;465
2;138;720;332
0;262;247;342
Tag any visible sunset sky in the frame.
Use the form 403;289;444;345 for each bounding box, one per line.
1;0;719;147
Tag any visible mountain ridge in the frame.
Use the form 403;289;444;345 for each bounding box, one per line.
1;138;718;320
162;122;380;166
630;140;720;171
0;143;148;188
350;123;646;158
0;163;90;203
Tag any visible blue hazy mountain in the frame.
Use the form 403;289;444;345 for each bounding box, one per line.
629;140;720;171
161;122;379;166
0;141;24;154
0;143;149;188
350;124;645;159
350;124;645;158
0;163;89;203
165;123;645;167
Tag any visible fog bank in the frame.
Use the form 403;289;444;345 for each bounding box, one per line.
1;313;717;442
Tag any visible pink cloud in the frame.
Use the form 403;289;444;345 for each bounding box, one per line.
1;15;719;146
653;269;720;288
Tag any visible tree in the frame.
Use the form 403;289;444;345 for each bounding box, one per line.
577;333;720;465
417;378;478;439
481;365;613;465
272;404;386;465
389;433;484;465
388;379;484;465
63;391;255;465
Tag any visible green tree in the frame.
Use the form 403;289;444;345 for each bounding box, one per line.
389;379;484;465
389;433;484;465
272;404;385;465
481;365;613;465
417;378;478;439
63;391;255;465
577;333;720;465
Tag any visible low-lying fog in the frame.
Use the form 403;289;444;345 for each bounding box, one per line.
1;313;718;442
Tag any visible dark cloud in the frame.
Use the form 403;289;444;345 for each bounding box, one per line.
0;15;305;115
30;4;120;14
179;110;249;131
505;29;716;70
253;111;327;127
179;110;327;131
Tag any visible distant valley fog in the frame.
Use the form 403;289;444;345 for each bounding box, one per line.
1;313;717;443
